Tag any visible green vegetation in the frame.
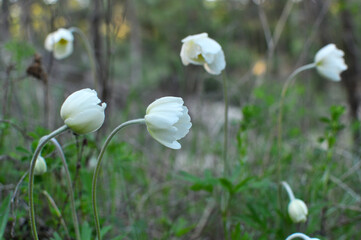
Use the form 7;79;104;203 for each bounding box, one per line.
1;0;361;239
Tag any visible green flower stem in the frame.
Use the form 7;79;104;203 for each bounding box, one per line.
222;73;229;176
28;125;68;240
69;27;98;91
277;63;316;168
50;138;81;240
281;181;295;201
92;118;145;240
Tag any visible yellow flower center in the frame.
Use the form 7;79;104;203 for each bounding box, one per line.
193;54;206;63
59;38;68;45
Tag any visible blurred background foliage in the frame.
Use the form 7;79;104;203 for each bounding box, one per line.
1;0;361;239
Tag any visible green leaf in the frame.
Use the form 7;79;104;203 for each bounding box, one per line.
50;232;62;240
81;221;93;240
319;117;330;123
4;40;35;63
218;178;233;193
177;171;200;183
0;194;11;240
101;225;112;238
190;183;213;193
234;177;253;193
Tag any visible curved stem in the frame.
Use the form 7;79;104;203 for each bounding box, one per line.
286;232;315;240
222;73;229;176
50;138;81;240
281;181;295;201
276;63;316;177
92;118;145;240
69;27;98;91
28;125;68;240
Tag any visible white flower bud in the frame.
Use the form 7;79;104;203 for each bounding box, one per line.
60;88;107;134
180;33;226;75
45;28;74;60
314;44;347;81
145;97;192;149
34;156;47;175
288;199;308;223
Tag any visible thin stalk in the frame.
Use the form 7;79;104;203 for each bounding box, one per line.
42;190;71;239
43;77;50;129
10;171;28;237
281;181;295;201
268;0;294;61
50;138;81;240
92;118;145;240
277;63;316;150
69;27;98;91
222;73;229;176
28;125;68;240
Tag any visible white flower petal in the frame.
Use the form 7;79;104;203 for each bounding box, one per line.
204;50;226;75
314;43;347;81
60;89;106;134
145;97;192;149
288;199;308;223
181;32;208;43
180;33;226;75
44;28;74;60
146;97;183;113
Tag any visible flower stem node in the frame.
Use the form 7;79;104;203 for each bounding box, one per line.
180;33;226;75
314;43;348;81
145;97;192;149
60;89;106;135
34;156;47;175
45;28;74;60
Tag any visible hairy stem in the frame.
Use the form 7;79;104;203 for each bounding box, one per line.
92;118;145;240
281;181;295;201
28;125;68;240
50;138;81;240
222;73;229;176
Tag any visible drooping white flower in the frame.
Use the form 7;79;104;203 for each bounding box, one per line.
286;232;320;240
288;198;308;223
60;89;106;134
314;43;347;81
180;33;226;75
45;28;74;60
34;156;47;175
145;97;192;149
281;181;308;223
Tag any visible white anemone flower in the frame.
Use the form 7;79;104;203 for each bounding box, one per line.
288;198;308;223
45;28;74;60
314;43;347;81
34;156;47;175
60;89;106;134
180;33;226;75
286;232;320;240
145;97;192;149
